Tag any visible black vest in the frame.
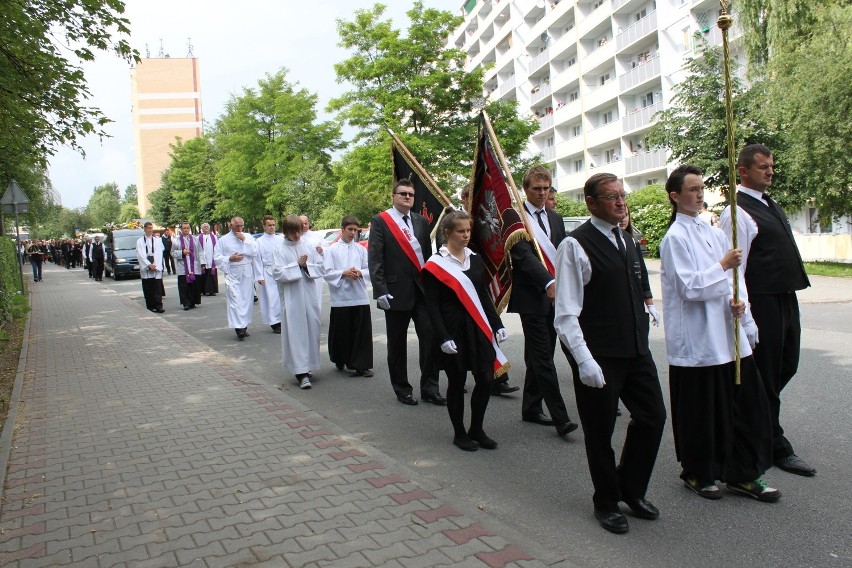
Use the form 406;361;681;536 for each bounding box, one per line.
571;221;649;359
737;192;809;295
92;243;104;260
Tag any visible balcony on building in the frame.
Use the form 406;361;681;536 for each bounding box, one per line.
625;148;667;174
556;133;585;160
531;81;552;105
578;0;612;38
552;93;582;122
616;9;657;52
618;54;660;91
548;20;578;60
581;36;616;72
586;117;620;148
584;75;618;111
551;56;580;92
498;74;516;98
543;145;557;162
557;168;590;193
529;46;550;74
622;100;663;132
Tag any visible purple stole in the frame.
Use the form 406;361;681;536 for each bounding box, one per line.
180;234;196;283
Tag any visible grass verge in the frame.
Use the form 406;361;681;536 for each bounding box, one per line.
804;261;852;278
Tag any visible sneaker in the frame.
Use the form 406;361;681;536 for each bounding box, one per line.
726;478;781;503
684;478;723;500
299;377;312;390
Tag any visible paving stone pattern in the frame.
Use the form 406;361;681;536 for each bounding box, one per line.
0;267;547;567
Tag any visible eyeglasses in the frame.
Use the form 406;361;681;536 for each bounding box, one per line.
395;192;415;198
593;193;627;202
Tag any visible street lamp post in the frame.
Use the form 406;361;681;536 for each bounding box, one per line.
1;180;30;293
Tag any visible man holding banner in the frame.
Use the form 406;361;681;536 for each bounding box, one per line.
368;179;445;406
509;166;578;438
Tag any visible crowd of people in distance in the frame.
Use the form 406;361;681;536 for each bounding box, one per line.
21;144;815;535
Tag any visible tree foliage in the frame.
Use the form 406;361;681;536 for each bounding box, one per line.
0;0;137;173
626;184;670;258
647;43;776;191
85;182;121;227
212;69;340;225
157;136;218;226
330;2;537;215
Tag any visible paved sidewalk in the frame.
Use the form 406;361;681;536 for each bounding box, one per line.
0;265;557;567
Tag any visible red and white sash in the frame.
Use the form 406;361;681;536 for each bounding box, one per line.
424;254;508;374
525;205;557;276
379;210;425;271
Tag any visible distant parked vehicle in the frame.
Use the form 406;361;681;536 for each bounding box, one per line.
563;216;590;234
104;228;145;280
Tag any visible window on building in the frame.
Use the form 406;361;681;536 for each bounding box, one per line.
602;110;613;124
574;159;584;172
641;92;654;107
592;0;604;9
682;27;691;52
546;136;555;147
605;149;616;163
600;73;611;85
635;8;647;21
569;91;579;101
567;56;576;66
572;124;582;137
646;178;659;185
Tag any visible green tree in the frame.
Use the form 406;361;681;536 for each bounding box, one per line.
330;2;537;211
0;0;137;177
213;69;341;224
626;184;670;258
117;202;139;223
743;2;851;217
148;177;188;228
554;195;590;218
159;136;218;226
647;43;776;192
85;182;121;227
122;184;137;206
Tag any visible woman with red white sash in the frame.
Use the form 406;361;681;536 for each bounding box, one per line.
424;209;509;451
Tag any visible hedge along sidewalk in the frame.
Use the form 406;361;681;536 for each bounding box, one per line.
0;262;564;568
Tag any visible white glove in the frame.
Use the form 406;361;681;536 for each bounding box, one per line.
440;340;458;354
578;358;606;388
495;328;508;343
744;323;759;350
647;304;660;327
377;294;393;310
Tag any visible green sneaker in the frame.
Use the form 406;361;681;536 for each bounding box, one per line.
726;478;781;503
684;477;723;500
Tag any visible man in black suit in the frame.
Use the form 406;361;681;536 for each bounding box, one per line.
554;173;666;534
162;228;176;275
90;236;106;281
368;179;445;406
720;144;815;477
509;166;578;437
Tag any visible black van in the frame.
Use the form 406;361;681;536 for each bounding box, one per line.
105;228;145;280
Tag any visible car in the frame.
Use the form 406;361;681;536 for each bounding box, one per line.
630;226;649;257
327;228;370;249
563;216;590;234
104;228;145;280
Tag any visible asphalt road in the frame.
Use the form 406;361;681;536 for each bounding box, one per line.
102;263;851;568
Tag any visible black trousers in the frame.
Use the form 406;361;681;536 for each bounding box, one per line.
92;258;104;280
328;305;373;370
141;277;164;311
446;367;491;438
520;309;570;426
749;292;802;459
568;352;666;512
384;299;439;399
670;356;773;484
177;275;201;308
199;268;219;295
163;253;176;274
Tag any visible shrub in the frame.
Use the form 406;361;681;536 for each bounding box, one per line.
627;184;671;258
0;238;28;322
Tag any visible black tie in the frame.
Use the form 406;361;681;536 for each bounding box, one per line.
762;193;782;219
535;210;548;235
612;227;626;257
402;215;410;228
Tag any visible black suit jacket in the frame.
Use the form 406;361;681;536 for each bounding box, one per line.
508;206;566;315
368;209;432;311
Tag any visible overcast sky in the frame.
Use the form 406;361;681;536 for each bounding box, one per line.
49;0;462;209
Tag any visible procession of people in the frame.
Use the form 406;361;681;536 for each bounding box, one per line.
21;145;815;535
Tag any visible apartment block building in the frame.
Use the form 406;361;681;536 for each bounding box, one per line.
450;0;742;198
131;57;203;216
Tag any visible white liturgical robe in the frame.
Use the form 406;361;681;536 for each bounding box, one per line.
272;238;324;375
213;232;258;329
253;232;284;325
323;240;370;307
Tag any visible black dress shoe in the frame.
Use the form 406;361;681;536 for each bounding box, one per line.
491;382;520;395
594;509;629;534
397;394;418;406
236;329;246;340
522;413;555;426
183;305;191;311
453;435;479;451
775;454;816;477
556;421;579;437
468;430;497;449
153;308;165;313
623;498;660;520
421;393;447;406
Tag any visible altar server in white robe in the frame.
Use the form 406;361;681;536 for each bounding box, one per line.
136;222;165;312
300;214;325;315
660;165;778;503
213;216;258;340
323;215;373;376
253;215;283;334
274;214;325;389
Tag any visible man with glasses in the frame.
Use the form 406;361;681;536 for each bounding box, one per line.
510;166;578;438
553;173;666;534
368;179;445;406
